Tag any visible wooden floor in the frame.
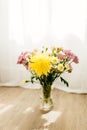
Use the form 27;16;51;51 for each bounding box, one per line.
0;87;87;130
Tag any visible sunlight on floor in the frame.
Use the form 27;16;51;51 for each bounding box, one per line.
23;107;34;114
41;110;62;126
0;103;5;108
0;104;13;114
43;128;48;130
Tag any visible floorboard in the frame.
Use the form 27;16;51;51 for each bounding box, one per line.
0;87;87;130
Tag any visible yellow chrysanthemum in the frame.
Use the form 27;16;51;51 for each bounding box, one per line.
29;53;51;76
58;64;64;72
65;64;70;71
51;57;60;64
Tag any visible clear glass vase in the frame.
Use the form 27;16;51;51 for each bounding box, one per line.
40;85;53;111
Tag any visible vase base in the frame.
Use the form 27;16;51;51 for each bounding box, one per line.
40;105;53;112
40;98;53;111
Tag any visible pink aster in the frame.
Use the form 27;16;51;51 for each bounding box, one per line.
17;51;30;64
63;50;79;63
73;56;79;64
57;53;66;60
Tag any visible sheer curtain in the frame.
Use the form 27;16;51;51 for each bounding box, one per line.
0;0;87;93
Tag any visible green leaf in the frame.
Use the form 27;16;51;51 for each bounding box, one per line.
46;47;48;51
60;77;69;87
53;52;57;57
23;80;31;83
42;50;44;53
31;76;36;83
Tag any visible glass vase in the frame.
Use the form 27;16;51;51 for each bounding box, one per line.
40;85;53;111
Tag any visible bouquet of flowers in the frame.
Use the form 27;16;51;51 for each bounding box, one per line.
17;46;79;87
17;46;79;110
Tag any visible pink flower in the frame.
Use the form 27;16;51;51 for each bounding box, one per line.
63;50;73;60
57;53;66;60
73;56;79;64
17;52;30;70
63;50;79;63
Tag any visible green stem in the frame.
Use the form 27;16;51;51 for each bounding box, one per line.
42;85;51;99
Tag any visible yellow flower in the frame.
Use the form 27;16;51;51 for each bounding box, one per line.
51;57;60;64
32;50;38;56
29;53;51;76
65;64;70;71
22;80;26;83
58;64;64;72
